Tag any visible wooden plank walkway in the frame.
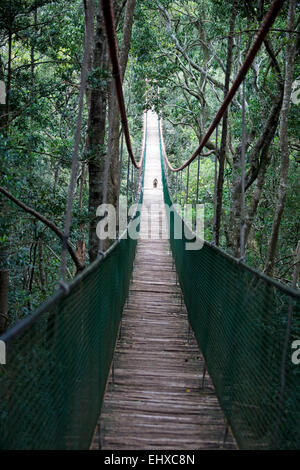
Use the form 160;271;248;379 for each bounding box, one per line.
91;111;236;450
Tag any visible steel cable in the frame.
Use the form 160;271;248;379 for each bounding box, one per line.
100;0;143;169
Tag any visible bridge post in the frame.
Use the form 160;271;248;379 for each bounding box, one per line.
117;129;124;237
187;321;191;344
186;165;189;205
111;359;115;387
221;423;229;449
201;361;207;389
179;172;182;206
126;152;130;220
196;155;200;205
212;124;219;244
97;422;102;449
119;316;123;340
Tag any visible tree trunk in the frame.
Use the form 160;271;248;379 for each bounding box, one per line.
292;241;300;288
0;3;12;332
76;239;86;268
228;92;283;257
264;0;297;276
87;6;108;262
88;0;136;259
38;239;45;291
4;0;13;129
213;0;237;245
0;248;9;334
31;3;38;81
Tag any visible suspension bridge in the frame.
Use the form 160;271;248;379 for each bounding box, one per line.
0;0;300;451
90;111;236;450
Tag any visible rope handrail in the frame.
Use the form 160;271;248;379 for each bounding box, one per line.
160;0;285;172
100;0;142;169
159;118;215;172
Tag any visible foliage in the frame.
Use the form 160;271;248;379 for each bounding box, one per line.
0;0;299;327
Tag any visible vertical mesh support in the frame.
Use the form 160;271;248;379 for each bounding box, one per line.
159;122;300;450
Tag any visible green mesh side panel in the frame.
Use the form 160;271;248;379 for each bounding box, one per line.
159;120;300;450
0;141;146;450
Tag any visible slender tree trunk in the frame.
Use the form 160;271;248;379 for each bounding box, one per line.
0;2;12;333
0;109;9;333
292;241;300;288
78;162;87;261
0;248;9;334
38;238;45;291
31;3;38;81
6;0;12;128
213;0;237;245
264;0;297;276
228;92;283;256
88;0;136;259
28;240;38;294
74;1;94;265
87;5;108;262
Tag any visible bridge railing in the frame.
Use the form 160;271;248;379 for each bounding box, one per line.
159;120;300;450
0;135;146;451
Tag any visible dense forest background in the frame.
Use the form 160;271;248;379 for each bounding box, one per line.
0;0;299;331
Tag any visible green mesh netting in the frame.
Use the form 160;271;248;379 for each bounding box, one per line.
159;120;300;450
0;142;146;450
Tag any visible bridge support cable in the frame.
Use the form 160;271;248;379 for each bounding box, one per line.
196;156;200;206
126;149;130;216
212;124;219;245
116;129;124;238
186;166;189;205
160;0;285;173
240;80;246;261
100;0;143;170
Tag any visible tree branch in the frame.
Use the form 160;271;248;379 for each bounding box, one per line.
157;2;225;91
0;186;84;272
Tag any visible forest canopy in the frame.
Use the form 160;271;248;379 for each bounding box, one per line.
0;0;299;332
